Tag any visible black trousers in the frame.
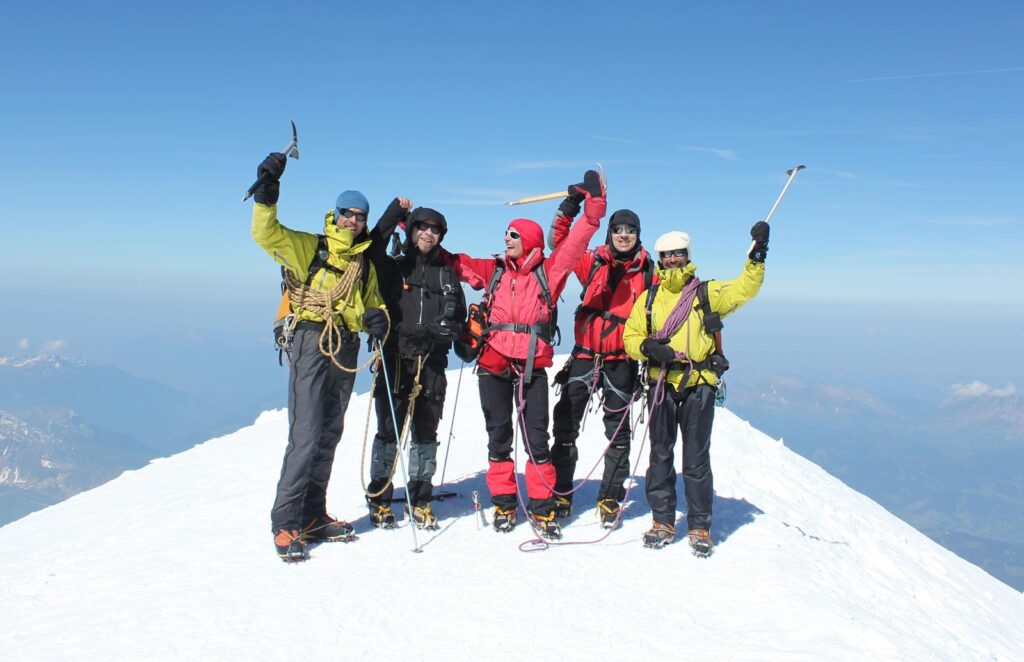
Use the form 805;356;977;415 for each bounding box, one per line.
369;351;447;506
646;383;716;531
271;326;359;532
479;368;554;514
551;357;636;502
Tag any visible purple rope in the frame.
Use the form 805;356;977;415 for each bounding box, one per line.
650;276;701;344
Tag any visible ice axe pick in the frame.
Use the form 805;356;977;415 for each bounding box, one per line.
242;121;300;202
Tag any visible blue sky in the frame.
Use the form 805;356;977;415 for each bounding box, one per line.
1;1;1022;397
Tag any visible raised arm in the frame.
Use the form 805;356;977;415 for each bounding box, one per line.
546;170;606;294
251;203;318;280
448;252;499;290
708;222;769;318
369;197;412;268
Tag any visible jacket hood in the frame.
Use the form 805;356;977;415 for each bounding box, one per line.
509;218;545;259
403;207;447;257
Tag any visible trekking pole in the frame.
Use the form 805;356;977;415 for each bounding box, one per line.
748;165;804;256
377;341;422;553
435;360;465;499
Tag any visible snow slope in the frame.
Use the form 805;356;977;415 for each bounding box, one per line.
2;361;1023;661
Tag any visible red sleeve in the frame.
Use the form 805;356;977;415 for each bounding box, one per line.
550;213;572;248
546;214;600;298
574;250;595;284
449;253;496;290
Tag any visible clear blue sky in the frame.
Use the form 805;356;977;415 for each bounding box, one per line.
1;1;1022;396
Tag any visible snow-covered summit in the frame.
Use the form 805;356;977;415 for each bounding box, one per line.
2;362;1022;660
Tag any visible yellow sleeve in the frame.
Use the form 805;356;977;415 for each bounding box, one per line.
251;203;318;280
708;259;764;319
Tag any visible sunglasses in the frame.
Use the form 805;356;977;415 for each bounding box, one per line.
414;221;443;235
505;229;521;240
611;225;637;236
659;249;688;258
339;209;368;223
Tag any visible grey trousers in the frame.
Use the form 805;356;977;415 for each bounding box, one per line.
270;325;359;532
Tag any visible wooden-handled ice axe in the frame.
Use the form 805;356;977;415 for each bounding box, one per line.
748;165;805;256
242;121;300;202
506;162;607;206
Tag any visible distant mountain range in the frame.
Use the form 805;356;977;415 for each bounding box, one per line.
728;375;1024;590
0;355;269;525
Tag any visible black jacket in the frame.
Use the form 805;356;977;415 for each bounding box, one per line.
370;200;467;360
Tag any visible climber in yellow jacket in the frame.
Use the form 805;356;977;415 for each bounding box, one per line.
623;222;768;556
250;151;392;562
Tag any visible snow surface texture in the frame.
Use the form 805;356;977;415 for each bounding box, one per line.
2;360;1023;660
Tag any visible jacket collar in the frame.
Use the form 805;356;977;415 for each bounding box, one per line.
655;261;697;293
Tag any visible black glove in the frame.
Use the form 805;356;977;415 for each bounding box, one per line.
558;186;584;218
749;221;770;263
362;308;389;341
640;338;677;365
427;318;458;342
253;152;287;206
575;170;603;198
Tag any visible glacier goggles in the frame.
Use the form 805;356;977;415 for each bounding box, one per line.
338;209;368;223
505;229;522;240
610;224;638;235
413;221;443;235
659;248;688;259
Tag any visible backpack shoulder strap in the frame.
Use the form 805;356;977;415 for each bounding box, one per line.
580;253;604;301
643;255;656;293
697;279;725;353
644;282;660;336
484;260;505;306
533;263;554;309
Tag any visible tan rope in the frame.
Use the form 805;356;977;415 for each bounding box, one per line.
282;256;386;373
359;354;424;499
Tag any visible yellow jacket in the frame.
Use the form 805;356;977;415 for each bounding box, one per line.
252;203;385;332
623;259;764;389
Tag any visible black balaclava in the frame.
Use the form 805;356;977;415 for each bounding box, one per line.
404;207;448;255
606;209;641;261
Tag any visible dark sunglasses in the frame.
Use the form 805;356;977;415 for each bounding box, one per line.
414;221;443;235
659;249;688;258
611;225;637;235
339;209;368;223
506;229;521;240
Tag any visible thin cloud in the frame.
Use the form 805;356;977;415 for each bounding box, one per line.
17;338;29;350
918;216;1017;228
435;187;521;206
592;135;636;144
42;339;66;353
846;66;1024;83
950;381;1017;399
680;145;737;161
503;160;590;171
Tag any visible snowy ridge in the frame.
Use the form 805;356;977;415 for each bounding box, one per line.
1;361;1022;660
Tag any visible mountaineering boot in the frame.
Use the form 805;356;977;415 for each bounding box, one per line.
529;511;563;541
493;506;517;533
302;515;356;543
688;529;714;558
597;499;620;530
642;521;675;549
553;495;572;519
274;529;307;562
369;503;397;529
411;504;440;530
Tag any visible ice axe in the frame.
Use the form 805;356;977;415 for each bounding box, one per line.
747;165;804;256
506;162;607;206
242;121;300;202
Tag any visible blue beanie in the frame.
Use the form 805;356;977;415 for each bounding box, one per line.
335;190;369;215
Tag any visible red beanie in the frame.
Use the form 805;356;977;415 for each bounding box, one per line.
509;218;545;258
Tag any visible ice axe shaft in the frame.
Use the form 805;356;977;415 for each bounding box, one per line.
506;163;607;206
243;121;300;202
507;191;567;206
748;165;805;256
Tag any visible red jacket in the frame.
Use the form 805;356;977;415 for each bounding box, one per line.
552;214;654;360
451;213;600;375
